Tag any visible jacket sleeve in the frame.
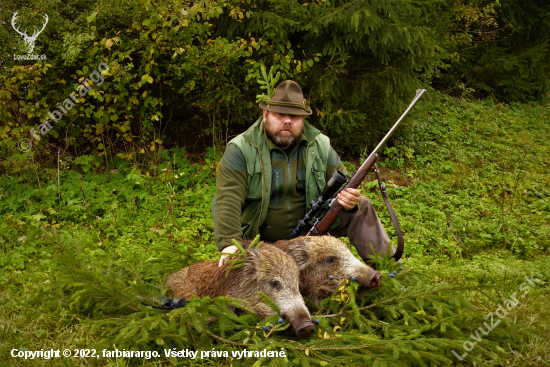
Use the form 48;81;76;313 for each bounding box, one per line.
326;147;360;213
212;144;248;251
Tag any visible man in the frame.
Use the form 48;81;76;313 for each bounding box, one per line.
213;80;392;266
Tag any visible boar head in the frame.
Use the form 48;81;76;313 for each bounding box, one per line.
278;236;382;305
235;244;315;338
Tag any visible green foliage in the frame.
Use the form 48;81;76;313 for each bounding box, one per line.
16;232;538;366
1;95;550;365
226;235;264;271
43;227;155;315
8;0;542;166
438;0;550;101
367;91;550;260
1;0;550;357
255;66;281;104
74;154;95;173
0;150;218;273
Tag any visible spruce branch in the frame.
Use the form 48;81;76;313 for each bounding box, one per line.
249;234;263;249
226;236;263;271
255;65;281;104
48;229;528;366
230;238;247;253
257;291;281;314
204;330;254;347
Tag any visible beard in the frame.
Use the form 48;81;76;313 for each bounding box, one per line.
264;114;303;148
268;130;298;147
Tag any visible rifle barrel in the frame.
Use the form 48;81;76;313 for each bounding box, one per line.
306;89;427;237
342;89;426;190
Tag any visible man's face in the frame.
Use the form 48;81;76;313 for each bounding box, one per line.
263;110;304;149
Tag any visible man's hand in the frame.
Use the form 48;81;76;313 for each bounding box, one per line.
337;188;361;211
218;245;238;267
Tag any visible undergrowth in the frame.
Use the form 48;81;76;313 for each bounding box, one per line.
1;91;549;366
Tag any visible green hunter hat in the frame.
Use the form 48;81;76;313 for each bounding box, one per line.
259;80;312;116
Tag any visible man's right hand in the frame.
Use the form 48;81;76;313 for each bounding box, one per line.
218;245;239;267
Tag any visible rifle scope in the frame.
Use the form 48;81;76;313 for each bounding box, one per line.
321;169;347;201
290;169;347;238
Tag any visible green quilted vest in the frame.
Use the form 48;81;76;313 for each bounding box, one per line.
230;117;332;240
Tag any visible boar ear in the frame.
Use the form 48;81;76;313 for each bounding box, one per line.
286;241;314;270
241;247;262;275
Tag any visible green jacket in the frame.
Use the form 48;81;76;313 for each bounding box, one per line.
212;117;347;250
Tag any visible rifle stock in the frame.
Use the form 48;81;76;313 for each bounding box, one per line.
308;153;378;234
310;204;341;234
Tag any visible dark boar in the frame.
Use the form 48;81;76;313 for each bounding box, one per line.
272;236;382;305
165;244;315;338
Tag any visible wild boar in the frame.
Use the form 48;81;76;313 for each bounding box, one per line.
271;236;382;305
165;244;315;338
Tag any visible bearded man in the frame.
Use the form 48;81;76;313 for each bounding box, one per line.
213;80;393;266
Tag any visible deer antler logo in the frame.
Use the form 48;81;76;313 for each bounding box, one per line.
11;11;49;54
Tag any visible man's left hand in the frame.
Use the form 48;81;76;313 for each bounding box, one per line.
337;188;361;211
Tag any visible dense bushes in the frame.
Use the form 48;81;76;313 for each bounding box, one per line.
1;0;549;172
437;0;550;102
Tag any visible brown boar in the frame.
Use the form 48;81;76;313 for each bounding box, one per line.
165;244;315;338
271;236;382;305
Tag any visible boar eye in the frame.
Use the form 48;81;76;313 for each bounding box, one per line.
327;256;338;263
269;280;280;289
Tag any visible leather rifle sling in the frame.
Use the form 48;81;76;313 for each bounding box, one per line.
374;164;404;261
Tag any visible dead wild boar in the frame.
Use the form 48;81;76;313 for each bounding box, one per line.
165;244;315;338
271;236;382;305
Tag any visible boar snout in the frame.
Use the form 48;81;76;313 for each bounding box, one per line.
368;271;382;288
356;271;382;289
295;320;315;338
284;306;314;338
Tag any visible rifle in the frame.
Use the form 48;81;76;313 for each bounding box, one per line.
290;89;427;261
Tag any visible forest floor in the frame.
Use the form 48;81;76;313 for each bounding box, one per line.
1;91;549;366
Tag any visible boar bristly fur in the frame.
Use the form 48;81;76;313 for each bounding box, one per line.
272;236;382;305
166;244;315;338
